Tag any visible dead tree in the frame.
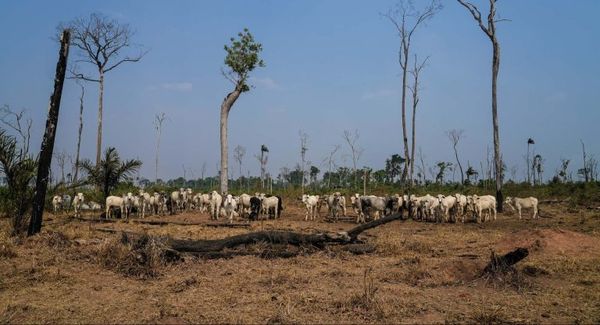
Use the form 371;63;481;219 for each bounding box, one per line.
233;145;246;189
153;112;167;182
322;144;341;189
342;129;364;190
526;138;535;184
255;144;269;190
580;140;589;182
29;30;70;236
408;55;429;186
299;131;309;195
384;0;442;185
446;129;465;184
71;81;85;184
64;13;145;165
0;105;32;157
457;0;507;211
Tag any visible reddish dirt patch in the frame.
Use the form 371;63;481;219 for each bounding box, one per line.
496;228;600;258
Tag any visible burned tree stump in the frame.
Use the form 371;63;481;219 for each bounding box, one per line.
483;247;529;274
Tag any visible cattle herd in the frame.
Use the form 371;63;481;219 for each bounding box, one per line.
302;192;539;224
50;188;539;224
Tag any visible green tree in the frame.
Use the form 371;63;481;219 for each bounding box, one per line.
0;129;37;235
79;147;142;199
219;29;265;194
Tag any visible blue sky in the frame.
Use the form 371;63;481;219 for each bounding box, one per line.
0;0;598;181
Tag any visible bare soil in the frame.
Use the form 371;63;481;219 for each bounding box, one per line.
1;202;599;323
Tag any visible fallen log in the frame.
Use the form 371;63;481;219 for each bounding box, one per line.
483;248;529;274
91;212;404;259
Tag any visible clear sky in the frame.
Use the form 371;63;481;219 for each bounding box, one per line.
0;0;598;182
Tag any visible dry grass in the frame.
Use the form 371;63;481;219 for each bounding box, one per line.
0;202;599;323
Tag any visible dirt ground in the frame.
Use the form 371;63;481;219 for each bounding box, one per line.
1;201;600;324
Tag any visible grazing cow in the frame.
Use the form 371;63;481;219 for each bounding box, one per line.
105;196;125;219
62;194;72;212
385;194;403;216
139;190;152;217
209;191;223;220
505;196;538;219
249;196;262;220
237;193;252;216
89;201;101;211
360;195;387;222
72;193;85;218
52;195;63;213
454;194;468;222
437;194;457;222
262;196;281;219
327;192;347;220
223;194;238;223
170;191;182;213
472;195;497;222
302;194;320;221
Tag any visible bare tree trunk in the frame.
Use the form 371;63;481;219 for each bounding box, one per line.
29;30;70;236
96;72;104;166
220;90;241;194
526;143;531;185
581;140;589;182
72;83;84;184
492;41;503;211
453;143;464;184
400;50;410;185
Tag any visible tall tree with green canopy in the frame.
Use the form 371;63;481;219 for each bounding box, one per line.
219;28;264;194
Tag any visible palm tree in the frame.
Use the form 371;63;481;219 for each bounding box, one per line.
79;147;142;199
0;129;37;234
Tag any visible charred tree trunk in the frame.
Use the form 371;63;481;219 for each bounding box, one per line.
483;247;529;274
492;40;503;211
96;72;104;166
28;30;70;236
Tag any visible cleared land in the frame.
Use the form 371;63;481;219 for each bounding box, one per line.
1;201;599;323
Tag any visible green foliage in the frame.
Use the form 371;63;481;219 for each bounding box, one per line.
0;129;37;235
78;147;142;199
223;28;265;92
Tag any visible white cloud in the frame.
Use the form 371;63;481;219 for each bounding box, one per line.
250;77;281;90
361;89;396;100
161;82;193;92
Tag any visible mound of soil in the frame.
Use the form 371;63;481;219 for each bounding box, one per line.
495;228;600;258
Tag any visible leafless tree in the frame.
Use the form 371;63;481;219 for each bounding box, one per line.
446;129;465;184
384;0;442;185
255;145;269;189
457;0;507;211
342;129;364;189
299;131;309;194
55;150;68;184
0;105;32;158
71;81;85;184
63;13;145;165
526;138;535;184
322;144;341;189
201;161;207;180
233;145;246;189
418;146;427;184
408;55;429;186
580;140;589;182
153;112;167;182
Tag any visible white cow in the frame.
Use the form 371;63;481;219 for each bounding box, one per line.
105;196;125;219
437;194;457;222
170;191;182;213
238;193;252;216
473;195;497;222
454;193;468;222
52;195;63;213
223;194;238;223
261;196;281;219
89;201;101;211
302;194;320;221
72;193;85;218
327;192;347;220
139;190;152;217
209;191;222;220
505;196;538;219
